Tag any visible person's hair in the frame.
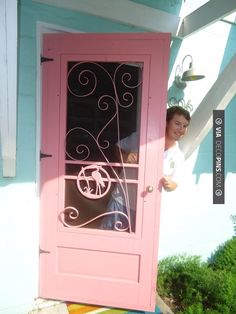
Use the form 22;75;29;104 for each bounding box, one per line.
166;106;191;123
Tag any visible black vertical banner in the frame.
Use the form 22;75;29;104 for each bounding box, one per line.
213;110;225;204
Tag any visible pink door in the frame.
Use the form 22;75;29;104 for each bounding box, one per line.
40;33;170;312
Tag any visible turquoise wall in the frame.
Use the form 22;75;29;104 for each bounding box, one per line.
16;0;145;184
130;0;182;14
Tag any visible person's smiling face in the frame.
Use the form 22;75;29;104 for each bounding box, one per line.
166;113;189;141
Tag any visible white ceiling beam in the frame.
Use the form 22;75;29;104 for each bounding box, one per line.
179;53;236;159
178;0;236;38
0;0;18;177
33;0;180;36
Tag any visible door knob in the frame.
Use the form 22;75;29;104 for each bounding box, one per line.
146;185;154;193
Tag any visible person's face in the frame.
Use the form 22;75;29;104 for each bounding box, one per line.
166;113;189;141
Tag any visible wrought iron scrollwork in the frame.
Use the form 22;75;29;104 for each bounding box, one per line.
63;61;142;232
60;206;130;231
168;97;193;112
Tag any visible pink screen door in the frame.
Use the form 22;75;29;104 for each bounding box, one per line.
39;33;170;312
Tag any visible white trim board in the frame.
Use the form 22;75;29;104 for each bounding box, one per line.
35;22;82;194
178;0;236;38
32;0;180;37
0;0;18;177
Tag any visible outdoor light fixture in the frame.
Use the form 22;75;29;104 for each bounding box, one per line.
174;54;205;89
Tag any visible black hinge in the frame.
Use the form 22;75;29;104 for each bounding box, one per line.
41;55;54;63
39;248;51;254
40;151;53;160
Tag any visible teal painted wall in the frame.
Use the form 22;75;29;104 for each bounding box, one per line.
16;0;146;184
130;0;182;15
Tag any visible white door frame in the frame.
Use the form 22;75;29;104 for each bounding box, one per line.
35;22;83;302
35;22;83;195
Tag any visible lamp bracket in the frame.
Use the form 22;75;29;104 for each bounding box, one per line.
175;75;187;89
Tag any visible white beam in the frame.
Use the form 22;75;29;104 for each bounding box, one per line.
178;0;236;38
32;0;180;36
179;53;236;159
0;0;18;177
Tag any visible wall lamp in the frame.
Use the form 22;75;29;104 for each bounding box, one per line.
175;55;205;89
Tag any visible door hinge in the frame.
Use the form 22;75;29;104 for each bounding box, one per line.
40;151;53;160
39;248;51;254
40;55;54;63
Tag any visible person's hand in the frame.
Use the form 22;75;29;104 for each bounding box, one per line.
161;176;177;192
126;152;138;163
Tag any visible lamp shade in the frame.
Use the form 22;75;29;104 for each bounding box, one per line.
182;67;205;81
174;55;205;89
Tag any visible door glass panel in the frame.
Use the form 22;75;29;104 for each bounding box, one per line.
62;61;142;232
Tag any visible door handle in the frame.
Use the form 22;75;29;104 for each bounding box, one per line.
146;185;154;193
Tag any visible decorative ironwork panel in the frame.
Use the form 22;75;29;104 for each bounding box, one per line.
61;61;143;232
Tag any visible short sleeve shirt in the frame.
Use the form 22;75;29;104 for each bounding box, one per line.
163;142;184;183
117;132;138;153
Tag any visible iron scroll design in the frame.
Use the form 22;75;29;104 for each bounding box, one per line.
61;62;142;232
60;207;130;232
168;97;193;112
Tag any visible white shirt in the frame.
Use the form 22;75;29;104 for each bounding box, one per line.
117;132;138;152
116;135;184;205
114;132;138;208
163;142;184;183
103;136;184;230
